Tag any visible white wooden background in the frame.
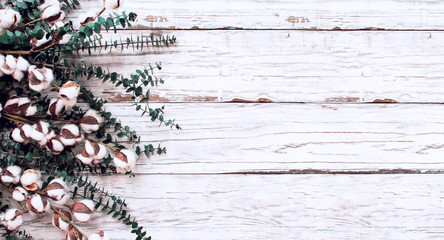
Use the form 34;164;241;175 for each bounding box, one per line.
25;0;444;239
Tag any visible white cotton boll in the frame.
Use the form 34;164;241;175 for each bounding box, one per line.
104;0;122;10
94;144;107;161
59;81;80;107
20;169;40;186
21;124;33;138
2;165;22;184
79;109;104;133
12;70;24;81
46;178;70;205
46;136;65;154
76;153;93;164
23;104;38;116
28;194;50;215
42;5;61;20
1;55;16;75
70;199;95;222
60;124;82;146
0;8;21;29
30;127;45;142
113;149;137;172
12;187;28;202
84;140;96;155
52;209;72;232
59;83;79;99
48;98;66;118
11;127;26;143
16;57;29;71
2;209;23;231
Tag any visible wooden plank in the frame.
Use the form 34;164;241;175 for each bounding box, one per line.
72;0;444;30
23;174;444;239
91;103;444;173
80;30;444;103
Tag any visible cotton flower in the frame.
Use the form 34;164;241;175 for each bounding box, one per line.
20;169;42;192
104;0;122;10
4;97;37;116
60;124;84;146
113;149;137;172
28;65;54;92
28;194;50;215
79;109;104;133
59;81;80;107
11;124;33;144
1;208;23;231
0;7;21;33
39;0;65;23
31;121;56;146
48;98;67;118
89;231;111;240
70;199;95;222
0;55;29;81
12;186;28;202
46;178;70;205
1;165;21;184
76;140;107;164
66;227;82;240
52;209;72;231
46;135;65;154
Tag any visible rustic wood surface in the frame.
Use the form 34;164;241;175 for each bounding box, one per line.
24;0;444;239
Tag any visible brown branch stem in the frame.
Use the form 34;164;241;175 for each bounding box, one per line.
14;17;42;30
86;137;120;152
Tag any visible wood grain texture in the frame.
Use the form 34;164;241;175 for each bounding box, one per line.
23;174;444;239
72;0;444;30
94;103;444;173
80;30;444;103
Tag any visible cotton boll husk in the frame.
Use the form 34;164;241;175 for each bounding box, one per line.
20;169;40;186
52;209;71;232
28;194;50;215
12;187;28;202
46;135;65;154
1;55;16;75
1;209;23;231
113;150;137;172
46;178;70;205
16;57;29;71
11;127;27;143
1;165;22;184
76;153;93;165
70;199;94;222
48;98;66;118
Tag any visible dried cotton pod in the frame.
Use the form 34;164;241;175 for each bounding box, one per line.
52;209;72;232
12;187;28;202
11;124;33;144
70;199;95;222
46;178;70;205
28;194;50;215
76;140;107;164
1;208;23;231
0;55;29;81
30;34;53;51
0;7;21;30
89;231;111;240
4;97;37;116
59;81;80;107
48;98;67;118
79;109;104;133
1;165;22;184
66;227;82;240
39;0;65;23
46;135;65;154
20;169;42;191
60;124;84;146
31;121;56;146
28;65;54;92
113;149;137;172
